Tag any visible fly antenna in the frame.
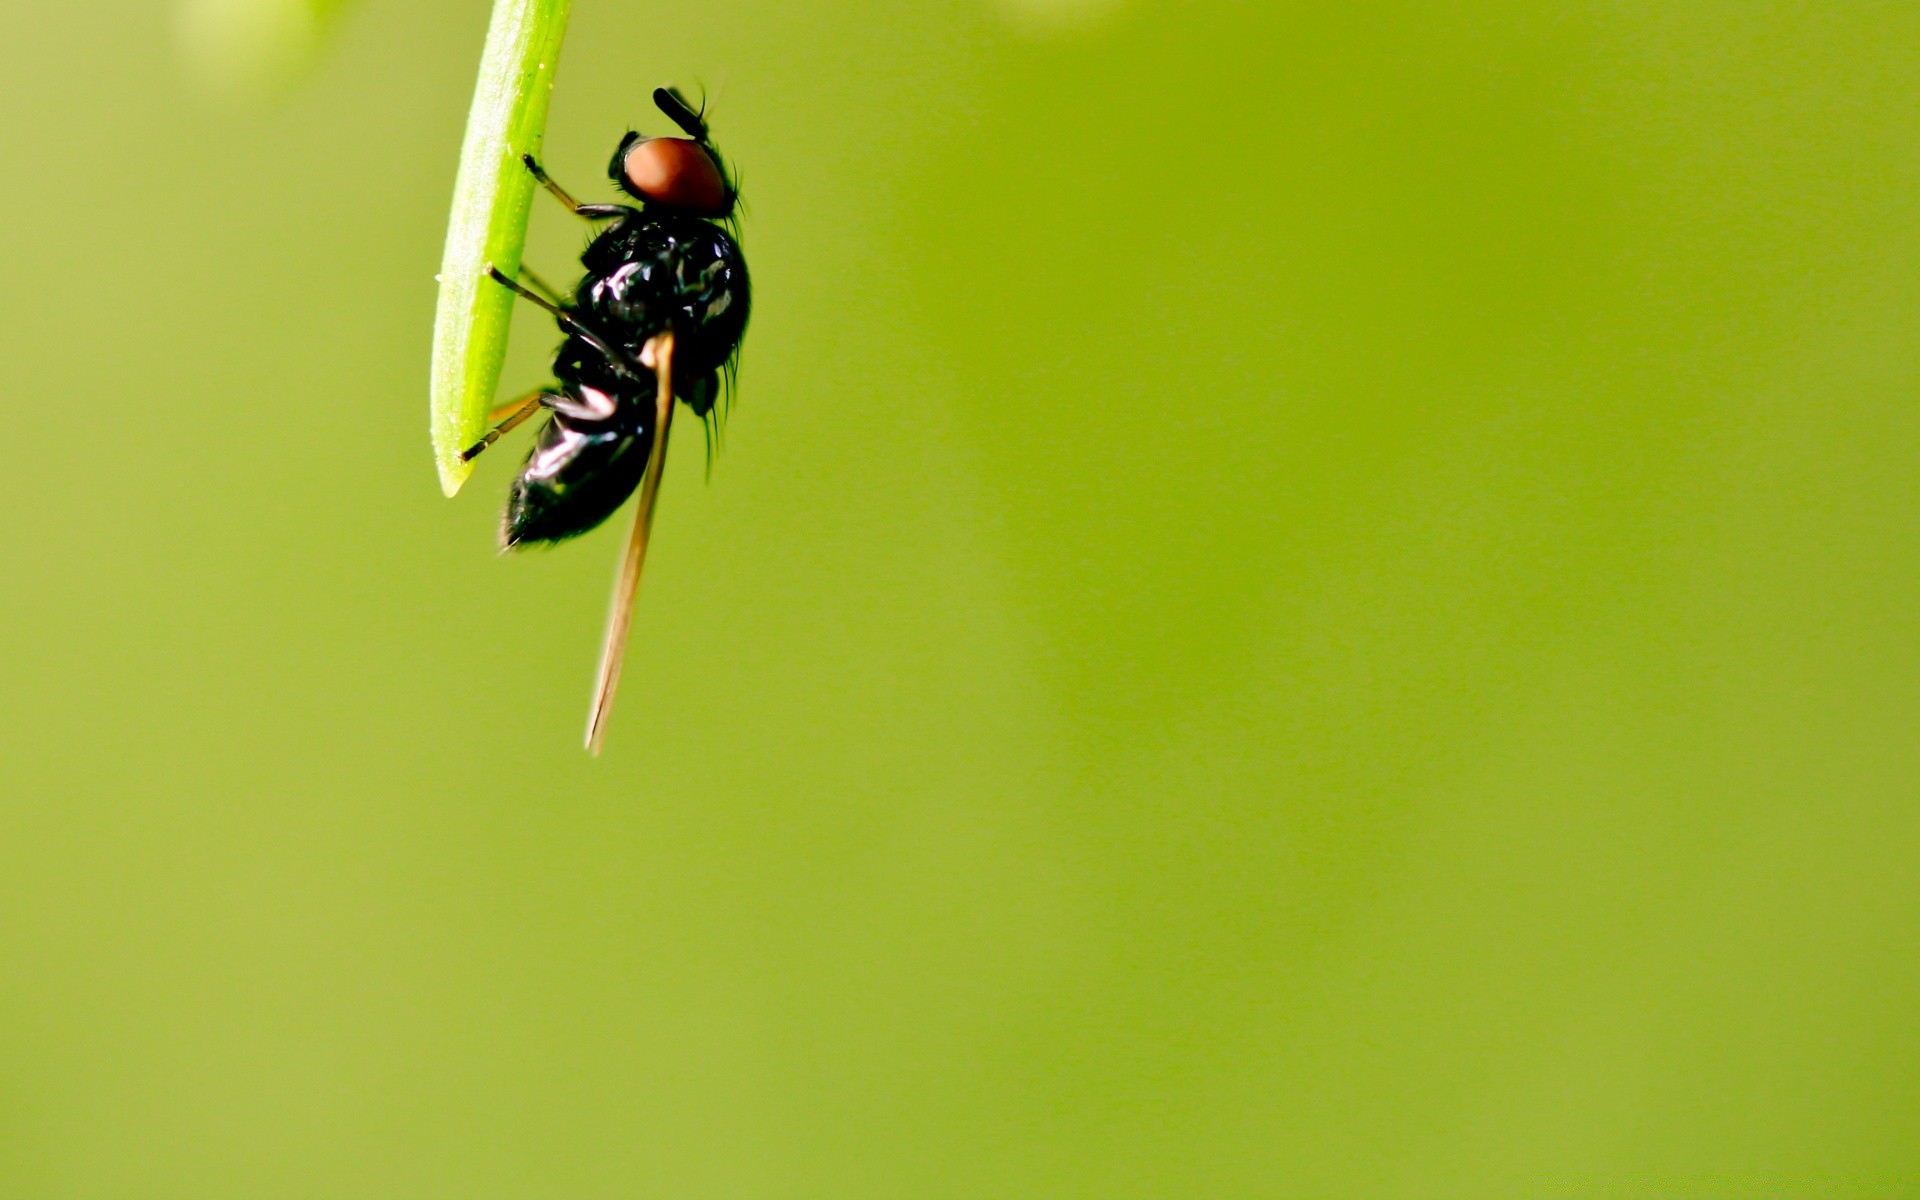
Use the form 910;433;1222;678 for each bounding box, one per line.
653;86;708;140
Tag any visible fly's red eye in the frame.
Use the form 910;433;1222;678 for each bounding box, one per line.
623;137;729;214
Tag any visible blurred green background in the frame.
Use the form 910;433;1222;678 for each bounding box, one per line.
2;0;1918;1194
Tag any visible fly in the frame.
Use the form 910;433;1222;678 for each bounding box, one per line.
462;86;750;754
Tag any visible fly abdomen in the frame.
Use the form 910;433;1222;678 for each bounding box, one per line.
504;408;654;548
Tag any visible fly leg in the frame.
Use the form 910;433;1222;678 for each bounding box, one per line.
516;263;568;307
484;265;649;381
521;154;630;220
461;388;554;462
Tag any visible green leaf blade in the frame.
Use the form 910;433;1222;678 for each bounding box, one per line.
430;0;571;497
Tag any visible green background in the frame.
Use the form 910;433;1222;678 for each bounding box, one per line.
3;0;1918;1194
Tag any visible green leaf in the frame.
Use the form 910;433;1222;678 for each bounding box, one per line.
430;0;571;497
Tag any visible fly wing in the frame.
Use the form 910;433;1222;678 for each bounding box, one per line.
585;332;676;755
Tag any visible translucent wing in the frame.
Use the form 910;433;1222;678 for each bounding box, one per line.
585;332;676;755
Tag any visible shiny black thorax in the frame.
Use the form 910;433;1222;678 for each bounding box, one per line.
505;210;749;548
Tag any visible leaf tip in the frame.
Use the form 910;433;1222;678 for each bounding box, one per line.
437;452;473;498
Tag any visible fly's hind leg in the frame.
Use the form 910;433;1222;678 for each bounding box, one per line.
462;388;554;462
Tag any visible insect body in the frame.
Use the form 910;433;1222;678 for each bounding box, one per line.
464;86;749;752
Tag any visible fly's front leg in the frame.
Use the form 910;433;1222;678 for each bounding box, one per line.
522;154;630;221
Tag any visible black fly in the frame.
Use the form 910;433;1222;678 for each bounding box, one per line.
463;86;750;753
